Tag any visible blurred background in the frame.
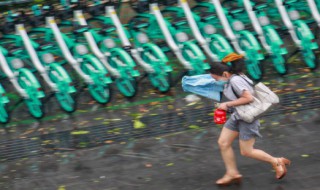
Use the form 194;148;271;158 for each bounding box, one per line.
0;0;319;189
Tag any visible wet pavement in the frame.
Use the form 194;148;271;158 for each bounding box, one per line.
0;107;319;190
0;59;319;189
0;2;320;189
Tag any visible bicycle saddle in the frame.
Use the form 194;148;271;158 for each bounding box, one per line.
229;7;245;15
36;39;54;50
253;3;268;11
100;24;116;33
132;20;150;30
199;12;217;20
5;45;23;56
74;25;90;34
160;0;178;6
172;17;187;27
87;3;105;16
283;0;298;6
56;8;73;20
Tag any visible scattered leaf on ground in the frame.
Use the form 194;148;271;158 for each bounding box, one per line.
189;125;200;129
133;120;146;129
145;163;152;168
166;163;174;167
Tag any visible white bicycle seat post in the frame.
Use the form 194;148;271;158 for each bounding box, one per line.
106;6;131;47
105;6;154;73
243;0;270;53
46;16;93;83
307;0;320;28
16;24;58;91
179;0;218;61
211;0;245;55
150;3;192;70
274;0;301;46
74;10;120;77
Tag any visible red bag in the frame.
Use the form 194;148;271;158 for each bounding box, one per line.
214;109;227;124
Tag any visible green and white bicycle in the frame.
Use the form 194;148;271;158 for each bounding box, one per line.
29;5;113;104
130;0;210;76
0;83;10;123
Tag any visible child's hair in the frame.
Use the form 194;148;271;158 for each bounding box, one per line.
209;53;245;76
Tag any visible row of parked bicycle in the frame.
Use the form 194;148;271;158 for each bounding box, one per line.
0;0;319;123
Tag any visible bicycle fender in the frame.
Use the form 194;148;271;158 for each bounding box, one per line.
0;85;9;103
82;55;112;84
110;48;137;67
82;55;108;73
0;46;8;56
49;63;76;93
264;25;282;45
238;30;262;51
263;26;288;54
142;43;169;62
294;20;318;49
294;20;315;40
18;68;45;98
209;34;234;56
183;41;206;60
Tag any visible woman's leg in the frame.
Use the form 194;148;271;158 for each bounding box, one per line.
239;138;291;179
239;138;277;164
217;127;241;177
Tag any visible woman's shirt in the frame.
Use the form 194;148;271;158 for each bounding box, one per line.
223;74;254;101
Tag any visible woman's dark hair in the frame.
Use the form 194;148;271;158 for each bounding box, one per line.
209;58;245;76
208;63;230;76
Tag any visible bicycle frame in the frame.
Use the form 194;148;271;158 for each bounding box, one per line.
13;23;79;112
307;0;320;28
41;16;114;103
0;83;9;123
275;0;318;69
242;0;288;74
104;6;173;92
149;3;209;75
0;45;45;118
172;0;219;61
104;6;156;73
73;10;139;77
72;9;141;97
202;0;264;80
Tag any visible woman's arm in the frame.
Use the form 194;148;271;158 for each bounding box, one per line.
218;90;254;110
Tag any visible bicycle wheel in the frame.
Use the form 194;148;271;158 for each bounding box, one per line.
48;66;77;112
301;49;318;70
115;77;137;98
55;92;77;113
271;53;288;75
0;104;9;123
148;72;171;93
239;40;263;80
18;72;45;119
88;83;112;104
24;98;45;119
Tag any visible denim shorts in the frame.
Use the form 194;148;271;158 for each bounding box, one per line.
224;113;262;140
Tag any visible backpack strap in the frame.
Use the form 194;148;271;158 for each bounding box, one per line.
230;74;254;99
237;74;255;87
